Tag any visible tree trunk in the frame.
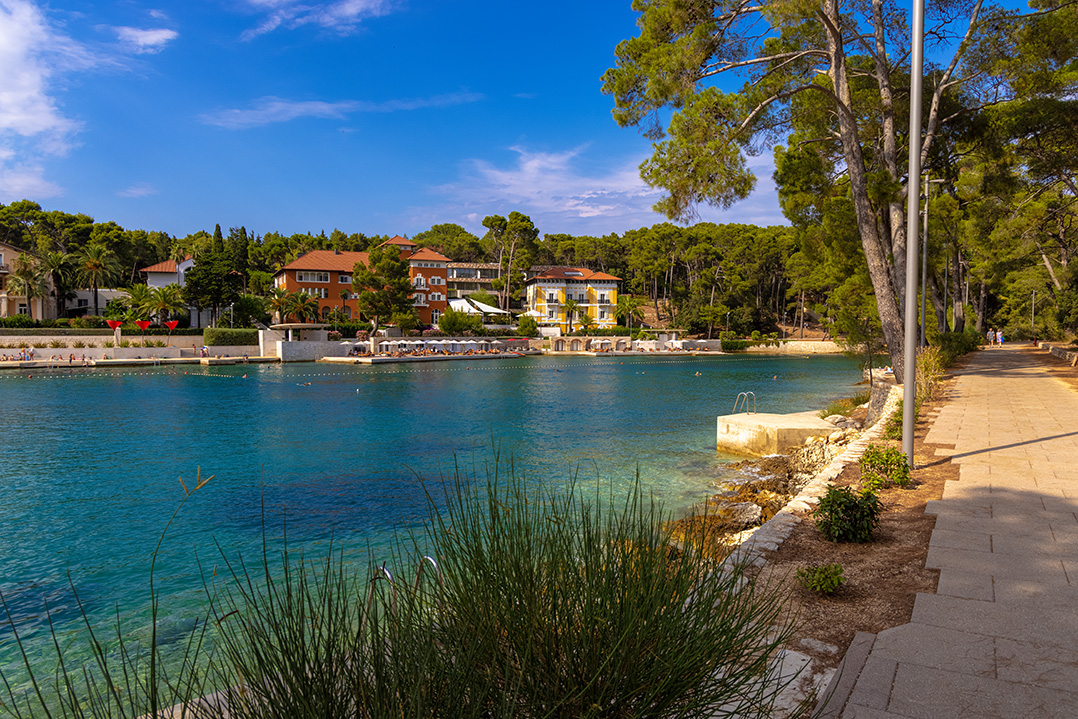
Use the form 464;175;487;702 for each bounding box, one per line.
822;0;907;377
929;273;947;334
975;280;988;333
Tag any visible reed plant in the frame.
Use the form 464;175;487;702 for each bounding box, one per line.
2;462;806;719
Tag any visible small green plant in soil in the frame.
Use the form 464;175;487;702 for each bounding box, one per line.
819;390;872;419
861;444;912;488
813;485;882;543
797;563;846;595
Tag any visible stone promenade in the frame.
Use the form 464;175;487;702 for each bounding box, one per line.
821;344;1078;718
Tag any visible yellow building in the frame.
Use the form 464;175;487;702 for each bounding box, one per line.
524;266;620;333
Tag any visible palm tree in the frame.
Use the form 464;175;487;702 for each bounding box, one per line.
615;294;645;339
562;298;581;334
578;312;598;333
123;284;154;320
268;287;292;324
40;250;73;318
148;284;186;323
287;291;320;324
77;244;120;317
9;254;48;320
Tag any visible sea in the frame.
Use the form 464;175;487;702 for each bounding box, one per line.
0;353;861;695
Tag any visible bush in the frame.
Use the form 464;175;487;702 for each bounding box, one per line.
861;444;911;488
819;390;871;419
517;315;539;337
813;485;882;543
438;308;482;335
935;329;981;366
71;315;108;328
0;313;35;328
203;327;258;346
796;563;846;594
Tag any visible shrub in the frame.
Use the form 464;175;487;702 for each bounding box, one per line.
819;390;871;419
48;339;66;348
796;563;846;594
861;444;911;488
884;398;921;440
204;328;258;346
438;307;482;335
327;330;342;341
0;313;35;328
517;315;539;337
813;485;882;543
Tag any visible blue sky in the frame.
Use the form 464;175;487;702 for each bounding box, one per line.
0;0;788;240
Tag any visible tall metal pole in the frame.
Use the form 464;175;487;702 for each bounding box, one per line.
920;173;929;348
903;0;926;469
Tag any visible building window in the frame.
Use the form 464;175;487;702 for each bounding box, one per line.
297;271;330;283
547;308;557;319
344;306;352;318
599;309;608;319
339;274;352;284
598;293;608;303
413;276;427;288
430;276;443;285
547;293;557;303
413;293;427;305
431;309;442;324
305;287;328;299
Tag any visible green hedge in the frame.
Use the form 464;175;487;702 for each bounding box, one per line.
0;327;204;336
203;328;259;346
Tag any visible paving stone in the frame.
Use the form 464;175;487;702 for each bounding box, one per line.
912;593;1078;649
886;662;1078;719
871;623;996;676
995;637;1078;693
925;546;1072;584
845;655;897;711
936;568;995;601
929;527;992;552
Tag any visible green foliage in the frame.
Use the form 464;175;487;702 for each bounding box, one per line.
516;314;539;336
352;245;413;335
884;399;922;441
813;485;882;543
796;563;846;595
0;313;35;328
438;308;483;335
935;329;982;366
819;390;872;419
861;445;912;489
203;328;258;346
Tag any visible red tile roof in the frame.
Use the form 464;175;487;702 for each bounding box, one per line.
410;247;451;262
380;235;417;248
280;250;370;273
140;255;192;274
527;266;621;282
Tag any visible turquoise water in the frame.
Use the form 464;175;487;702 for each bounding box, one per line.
0;354;861;689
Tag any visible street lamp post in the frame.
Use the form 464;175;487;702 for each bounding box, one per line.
903;0;926;469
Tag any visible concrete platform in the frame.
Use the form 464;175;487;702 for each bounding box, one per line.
716;410;834;456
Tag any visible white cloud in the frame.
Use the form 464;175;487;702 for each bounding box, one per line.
199;92;483;129
427;146;787;236
116;182;159;198
0;162;63;201
114;26;178;54
241;0;392;40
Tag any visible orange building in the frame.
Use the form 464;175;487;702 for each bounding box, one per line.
273;236;450;325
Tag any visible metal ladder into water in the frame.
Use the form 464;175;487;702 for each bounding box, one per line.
733;391;757;414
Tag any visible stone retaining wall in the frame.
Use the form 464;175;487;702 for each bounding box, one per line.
1040;341;1078;364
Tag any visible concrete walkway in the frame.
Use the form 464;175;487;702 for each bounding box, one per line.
823;345;1078;719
